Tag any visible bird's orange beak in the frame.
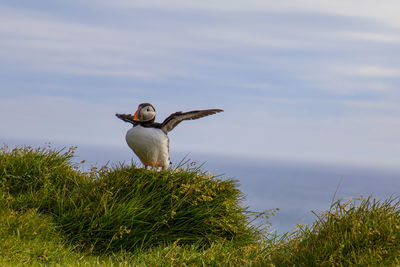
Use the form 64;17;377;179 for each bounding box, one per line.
133;108;140;121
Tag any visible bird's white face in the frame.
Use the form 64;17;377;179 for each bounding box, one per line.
133;104;156;122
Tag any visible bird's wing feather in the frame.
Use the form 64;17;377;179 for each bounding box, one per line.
115;113;137;125
161;109;223;133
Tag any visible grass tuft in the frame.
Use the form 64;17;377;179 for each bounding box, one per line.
0;145;257;253
269;196;400;265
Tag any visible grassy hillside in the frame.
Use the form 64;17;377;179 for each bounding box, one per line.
1;145;400;266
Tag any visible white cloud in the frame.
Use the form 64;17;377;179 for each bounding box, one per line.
1;3;398;84
301;73;395;95
343;32;400;44
95;0;400;28
346;66;400;78
0;7;180;78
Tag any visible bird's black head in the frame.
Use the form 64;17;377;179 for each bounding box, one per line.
133;103;156;122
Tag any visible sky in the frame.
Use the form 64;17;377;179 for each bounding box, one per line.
1;0;400;170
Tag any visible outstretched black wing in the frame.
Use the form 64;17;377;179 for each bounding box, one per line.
161;109;223;134
115;113;137;125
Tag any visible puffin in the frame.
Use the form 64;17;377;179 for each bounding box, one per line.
116;103;223;170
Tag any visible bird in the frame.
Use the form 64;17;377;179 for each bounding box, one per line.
116;103;223;171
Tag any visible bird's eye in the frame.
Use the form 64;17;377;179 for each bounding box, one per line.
147;108;151;112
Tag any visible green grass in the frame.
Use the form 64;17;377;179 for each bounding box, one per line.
1;145;400;266
270;197;400;266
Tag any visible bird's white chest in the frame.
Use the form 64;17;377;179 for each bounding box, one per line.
125;125;170;167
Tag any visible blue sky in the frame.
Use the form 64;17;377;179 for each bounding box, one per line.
1;0;400;170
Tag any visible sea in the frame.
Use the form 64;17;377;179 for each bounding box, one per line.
3;139;400;234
